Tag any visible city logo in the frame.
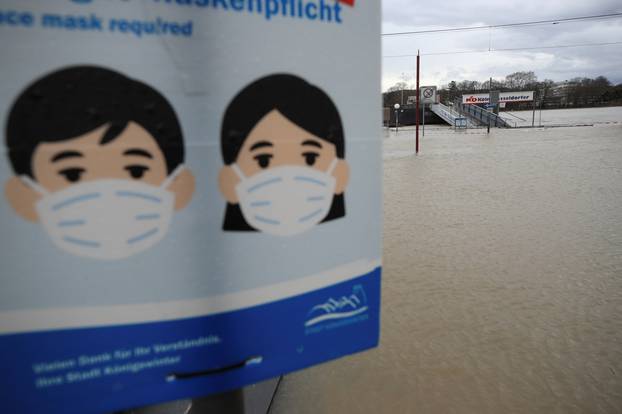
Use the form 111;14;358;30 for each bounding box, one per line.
305;284;368;330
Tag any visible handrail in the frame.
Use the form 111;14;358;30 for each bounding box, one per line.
503;111;528;121
431;103;476;128
452;99;512;128
430;103;457;125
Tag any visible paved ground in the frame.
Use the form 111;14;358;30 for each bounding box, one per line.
271;122;622;414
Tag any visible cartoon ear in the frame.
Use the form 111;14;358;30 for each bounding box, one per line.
169;168;196;211
333;159;350;195
218;165;240;204
4;176;41;222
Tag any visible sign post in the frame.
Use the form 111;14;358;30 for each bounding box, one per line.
422;99;425;136
532;89;537;127
420;86;436;138
489;90;500;115
0;2;382;413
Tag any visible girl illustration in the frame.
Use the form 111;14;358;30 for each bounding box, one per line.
218;74;349;236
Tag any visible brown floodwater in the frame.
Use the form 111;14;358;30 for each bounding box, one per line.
271;122;622;413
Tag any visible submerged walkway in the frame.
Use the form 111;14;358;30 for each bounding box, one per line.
271;123;622;413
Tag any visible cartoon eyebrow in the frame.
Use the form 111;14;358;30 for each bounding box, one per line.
250;141;274;151
302;140;322;149
51;151;84;163
123;148;153;159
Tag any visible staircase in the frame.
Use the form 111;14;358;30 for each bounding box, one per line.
452;99;512;128
430;103;476;127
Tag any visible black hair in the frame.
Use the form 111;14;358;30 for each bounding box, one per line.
5;65;184;177
221;73;346;231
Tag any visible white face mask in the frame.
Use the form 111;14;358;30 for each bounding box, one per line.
232;159;338;236
22;166;184;260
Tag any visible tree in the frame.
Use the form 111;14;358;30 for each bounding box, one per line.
535;79;555;96
562;76;612;106
481;78;504;91
387;82;408;93
447;81;459;101
593;76;611;88
603;83;622;103
504;71;537;90
457;80;480;92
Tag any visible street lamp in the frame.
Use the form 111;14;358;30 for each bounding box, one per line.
394;103;400;133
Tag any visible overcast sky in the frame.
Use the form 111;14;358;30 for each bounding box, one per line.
381;0;622;91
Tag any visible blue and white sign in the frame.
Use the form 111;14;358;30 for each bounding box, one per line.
454;117;468;128
0;1;381;412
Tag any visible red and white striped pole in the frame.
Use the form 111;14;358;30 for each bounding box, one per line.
415;50;420;154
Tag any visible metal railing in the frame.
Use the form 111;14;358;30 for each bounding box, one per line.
431;103;476;128
452;99;512;128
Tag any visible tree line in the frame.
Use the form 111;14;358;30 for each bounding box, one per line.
384;71;622;110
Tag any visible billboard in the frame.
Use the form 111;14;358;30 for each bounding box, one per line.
462;91;534;104
0;1;382;413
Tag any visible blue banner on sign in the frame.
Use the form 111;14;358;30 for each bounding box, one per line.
0;267;381;414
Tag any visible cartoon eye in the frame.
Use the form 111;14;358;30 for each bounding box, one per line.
125;165;150;179
58;168;85;183
253;154;273;169
302;152;319;166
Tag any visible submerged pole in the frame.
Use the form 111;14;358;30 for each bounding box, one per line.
532;89;536;127
416;50;420;154
422;95;425;136
487;77;492;134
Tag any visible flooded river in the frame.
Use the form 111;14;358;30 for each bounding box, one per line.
504;106;622;128
271;116;622;413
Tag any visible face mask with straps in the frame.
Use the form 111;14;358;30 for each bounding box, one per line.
21;165;185;260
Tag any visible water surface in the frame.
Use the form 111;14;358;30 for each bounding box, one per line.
272;121;622;413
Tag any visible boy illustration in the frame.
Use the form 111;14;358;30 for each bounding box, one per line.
4;65;195;260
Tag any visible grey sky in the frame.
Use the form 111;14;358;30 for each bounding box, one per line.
381;0;622;91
